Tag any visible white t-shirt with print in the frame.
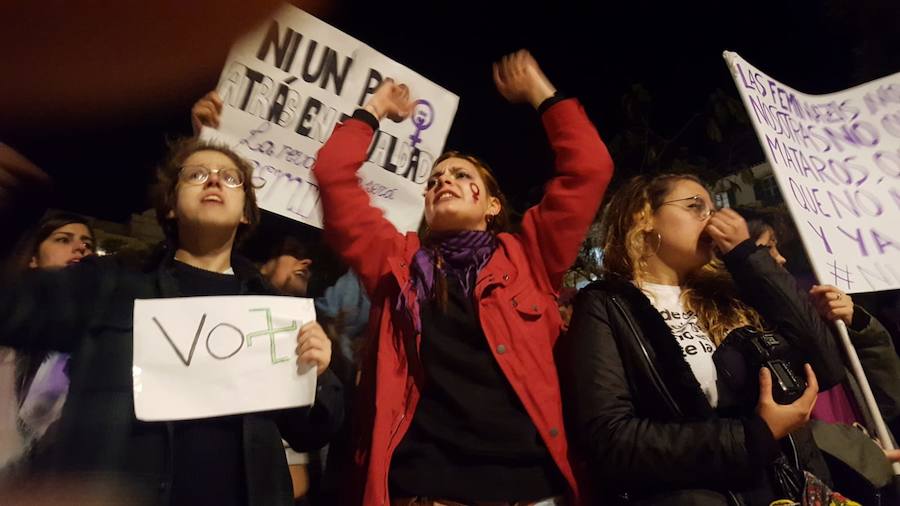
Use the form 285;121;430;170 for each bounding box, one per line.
640;282;720;408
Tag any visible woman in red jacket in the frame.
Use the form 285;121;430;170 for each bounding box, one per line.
314;50;613;506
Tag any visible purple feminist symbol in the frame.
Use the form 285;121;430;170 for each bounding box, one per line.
408;99;435;148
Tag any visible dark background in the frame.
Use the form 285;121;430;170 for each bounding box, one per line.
4;0;898;221
1;0;898;340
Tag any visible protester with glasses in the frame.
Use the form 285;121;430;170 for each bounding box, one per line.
559;173;851;505
0;138;344;505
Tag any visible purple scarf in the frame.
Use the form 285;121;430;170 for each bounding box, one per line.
398;230;498;333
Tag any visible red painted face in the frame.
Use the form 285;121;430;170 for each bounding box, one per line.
470;182;480;203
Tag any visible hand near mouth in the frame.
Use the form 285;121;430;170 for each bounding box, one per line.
705;208;750;255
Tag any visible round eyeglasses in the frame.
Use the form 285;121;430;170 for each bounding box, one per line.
179;165;245;189
659;195;716;220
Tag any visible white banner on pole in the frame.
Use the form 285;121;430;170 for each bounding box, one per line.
724;51;900;293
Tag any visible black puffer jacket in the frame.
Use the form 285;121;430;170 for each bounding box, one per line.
559;240;846;505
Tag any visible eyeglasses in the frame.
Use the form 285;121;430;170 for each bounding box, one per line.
659;195;716;220
179;165;245;188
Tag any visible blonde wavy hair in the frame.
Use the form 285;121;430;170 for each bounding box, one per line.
599;174;764;344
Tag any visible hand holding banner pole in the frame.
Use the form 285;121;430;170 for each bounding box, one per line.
722;50;900;477
833;318;900;475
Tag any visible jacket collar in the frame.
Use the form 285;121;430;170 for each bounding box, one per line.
475;241;516;295
592;277;714;417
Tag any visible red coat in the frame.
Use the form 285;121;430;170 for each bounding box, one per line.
314;99;613;506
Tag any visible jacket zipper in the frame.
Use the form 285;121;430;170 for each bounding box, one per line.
610;297;683;418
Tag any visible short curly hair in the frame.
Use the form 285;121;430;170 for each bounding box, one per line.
151;137;260;245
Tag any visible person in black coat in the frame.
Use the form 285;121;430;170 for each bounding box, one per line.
559;174;848;505
741;208;900;502
0;138;343;506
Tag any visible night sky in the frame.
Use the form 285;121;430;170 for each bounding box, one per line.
4;0;898;223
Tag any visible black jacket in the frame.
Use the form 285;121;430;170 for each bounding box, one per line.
0;252;344;506
559;240;846;505
844;306;900;438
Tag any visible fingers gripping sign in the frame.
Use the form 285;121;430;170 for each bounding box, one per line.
363;78;415;122
191;90;224;136
885;449;900;463
295;321;331;376
808;284;854;326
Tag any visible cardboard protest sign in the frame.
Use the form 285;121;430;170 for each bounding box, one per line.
725;51;900;293
201;4;459;232
133;296;315;421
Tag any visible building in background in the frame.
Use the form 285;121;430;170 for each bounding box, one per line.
711;162;780;209
88;209;163;257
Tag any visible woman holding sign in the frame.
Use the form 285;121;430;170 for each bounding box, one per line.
312;50;613;505
559;174;851;505
0;139;343;506
741;208;900;503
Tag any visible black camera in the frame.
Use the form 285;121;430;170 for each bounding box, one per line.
714;326;807;405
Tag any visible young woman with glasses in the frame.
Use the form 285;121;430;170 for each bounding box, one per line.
0;139;344;505
559;173;851;505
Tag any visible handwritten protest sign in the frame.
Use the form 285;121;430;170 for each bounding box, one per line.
201;4;459;233
725;52;900;293
133;296;316;421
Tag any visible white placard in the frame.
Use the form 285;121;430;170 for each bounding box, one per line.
201;4;459;233
725;51;900;293
133;296;316;421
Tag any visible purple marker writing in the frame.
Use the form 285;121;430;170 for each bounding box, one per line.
409;99;435;148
